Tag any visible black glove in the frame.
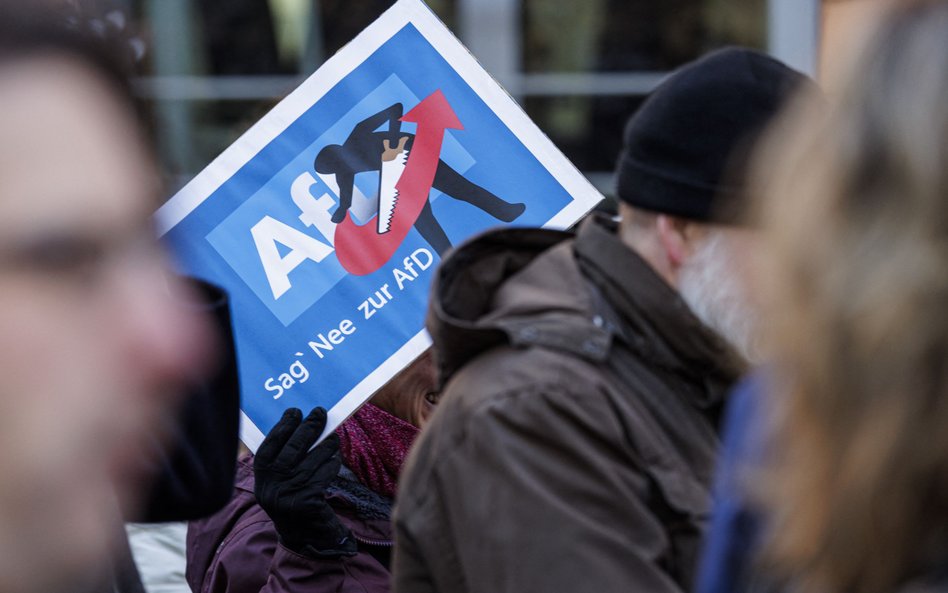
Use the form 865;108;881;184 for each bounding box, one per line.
254;407;357;557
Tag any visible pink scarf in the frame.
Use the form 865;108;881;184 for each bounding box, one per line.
336;402;419;499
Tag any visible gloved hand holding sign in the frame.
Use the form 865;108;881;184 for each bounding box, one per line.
253;407;358;558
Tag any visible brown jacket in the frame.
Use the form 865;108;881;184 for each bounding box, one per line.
393;215;745;593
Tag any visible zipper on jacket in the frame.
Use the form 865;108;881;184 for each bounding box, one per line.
353;534;393;547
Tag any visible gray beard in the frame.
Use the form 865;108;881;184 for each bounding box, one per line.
678;231;760;364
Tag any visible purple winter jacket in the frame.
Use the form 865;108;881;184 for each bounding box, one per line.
186;456;393;593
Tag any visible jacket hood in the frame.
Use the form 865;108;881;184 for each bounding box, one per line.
427;226;611;387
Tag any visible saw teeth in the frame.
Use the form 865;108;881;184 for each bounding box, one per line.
379;191;398;234
377;148;408;235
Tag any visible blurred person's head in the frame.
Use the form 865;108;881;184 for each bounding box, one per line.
614;48;810;363
369;350;438;428
0;3;211;592
334;351;437;500
752;1;948;592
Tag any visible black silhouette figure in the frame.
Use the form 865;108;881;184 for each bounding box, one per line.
314;103;526;256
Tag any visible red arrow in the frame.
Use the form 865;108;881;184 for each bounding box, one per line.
335;90;462;276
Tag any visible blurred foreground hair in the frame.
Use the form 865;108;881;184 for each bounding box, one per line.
753;1;948;592
0;0;143;132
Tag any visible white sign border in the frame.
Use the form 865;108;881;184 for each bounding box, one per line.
156;0;603;450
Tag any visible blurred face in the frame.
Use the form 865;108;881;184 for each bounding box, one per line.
0;56;211;592
369;351;438;428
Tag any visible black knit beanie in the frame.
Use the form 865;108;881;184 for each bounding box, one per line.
615;47;810;223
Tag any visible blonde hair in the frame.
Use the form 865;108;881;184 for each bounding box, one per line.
753;1;948;592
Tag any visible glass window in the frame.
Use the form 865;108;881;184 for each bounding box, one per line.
73;0;767;194
521;0;766;184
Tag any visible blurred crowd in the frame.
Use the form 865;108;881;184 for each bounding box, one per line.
0;1;945;593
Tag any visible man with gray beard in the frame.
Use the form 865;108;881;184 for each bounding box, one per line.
626;206;762;364
393;48;810;593
678;230;760;363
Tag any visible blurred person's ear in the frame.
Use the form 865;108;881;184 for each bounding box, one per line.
656;215;690;269
655;215;712;286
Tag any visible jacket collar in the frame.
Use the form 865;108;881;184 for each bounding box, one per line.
574;215;746;406
426;215;744;408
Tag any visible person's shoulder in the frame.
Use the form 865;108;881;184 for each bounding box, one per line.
190;458;273;557
402;343;619;483
187;488;277;593
395;343;636;524
441;343;610;422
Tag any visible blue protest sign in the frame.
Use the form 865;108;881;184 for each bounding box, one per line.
156;0;602;449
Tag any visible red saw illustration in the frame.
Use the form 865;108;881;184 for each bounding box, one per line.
334;90;462;276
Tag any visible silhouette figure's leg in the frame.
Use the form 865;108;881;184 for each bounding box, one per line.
413;200;452;256
432;162;526;222
331;193;351;224
331;171;355;224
